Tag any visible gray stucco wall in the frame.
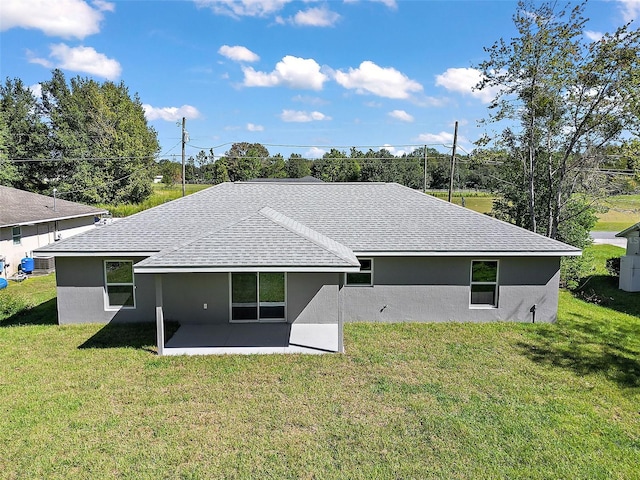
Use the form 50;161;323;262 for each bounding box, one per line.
161;273;230;324
56;256;155;324
341;256;560;323
287;272;340;325
55;255;560;325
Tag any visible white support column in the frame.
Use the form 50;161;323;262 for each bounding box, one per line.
338;283;344;353
155;274;165;355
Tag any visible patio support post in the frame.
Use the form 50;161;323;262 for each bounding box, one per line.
155;274;165;356
338;284;344;353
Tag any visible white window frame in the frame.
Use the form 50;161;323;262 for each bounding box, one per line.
345;257;374;286
229;272;287;323
12;226;21;245
104;260;136;310
469;259;499;309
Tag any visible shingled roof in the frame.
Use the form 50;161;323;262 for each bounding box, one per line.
0;186;107;227
35;182;581;269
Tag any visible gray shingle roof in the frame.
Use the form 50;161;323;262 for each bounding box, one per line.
616;221;640;238
135;207;360;271
36;182;581;266
1;186;107;227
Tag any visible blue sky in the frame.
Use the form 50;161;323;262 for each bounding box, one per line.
1;0;638;161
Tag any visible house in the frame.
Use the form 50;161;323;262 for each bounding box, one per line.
616;222;640;292
1;186;107;277
34;181;580;355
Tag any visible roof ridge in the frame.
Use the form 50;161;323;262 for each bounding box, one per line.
258;206;359;266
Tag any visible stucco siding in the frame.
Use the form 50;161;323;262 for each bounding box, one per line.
161;273;230;324
56;256;154;324
342;256;560;323
287;272;340;325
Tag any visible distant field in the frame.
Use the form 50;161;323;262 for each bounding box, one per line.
594;194;640;231
98;183;211;217
428;192;640;231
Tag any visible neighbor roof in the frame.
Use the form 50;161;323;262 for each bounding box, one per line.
35;182;581;268
616;221;640;238
0;186;107;227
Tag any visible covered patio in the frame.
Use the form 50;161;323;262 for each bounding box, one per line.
162;322;340;355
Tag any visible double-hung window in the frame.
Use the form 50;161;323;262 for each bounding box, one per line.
104;260;135;309
12;226;21;245
345;258;373;286
470;260;498;307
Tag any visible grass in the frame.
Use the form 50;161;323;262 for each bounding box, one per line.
97;183;211;217
0;247;638;478
594;194;640;231
429;192;640;229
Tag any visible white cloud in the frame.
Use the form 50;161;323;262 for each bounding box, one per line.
343;0;397;9
305;147;326;159
247;123;264;131
292;94;328;106
28;44;121;80
0;0;109;39
143;104;202;122
584;30;603;42
291;7;340;27
280;110;331;122
243;55;328;90
29;83;42;98
435;67;498;104
379;144;413;156
92;0;115;12
334;61;423;99
416;131;455;145
618;0;640;22
194;0;291;17
388;110;414;122
218;45;259;62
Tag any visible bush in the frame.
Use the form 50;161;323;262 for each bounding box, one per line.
560;251;595;290
0;290;29;321
606;257;621;277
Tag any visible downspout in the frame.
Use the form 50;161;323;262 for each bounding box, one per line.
155;274;165;355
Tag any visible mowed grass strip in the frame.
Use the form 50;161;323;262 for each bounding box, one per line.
595;194;640;231
0;248;638;479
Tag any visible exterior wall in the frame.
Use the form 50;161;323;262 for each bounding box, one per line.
162;273;230;324
287;272;340;325
54;255;560;325
55;256;155;324
1;216;97;276
341;256;561;323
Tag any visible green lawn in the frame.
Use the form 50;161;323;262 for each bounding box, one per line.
0;247;638;479
594;194;640;231
97;183;211;217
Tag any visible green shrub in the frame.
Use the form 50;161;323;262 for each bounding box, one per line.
0;290;29;321
605;257;621;277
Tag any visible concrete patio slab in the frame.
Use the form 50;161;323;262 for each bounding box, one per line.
164;323;339;355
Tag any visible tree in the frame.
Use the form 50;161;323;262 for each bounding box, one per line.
0;78;49;189
38;70;160;204
158;159;181;186
312;149;361;182
224;142;268;181
476;0;640;248
286;153;311;178
0;112;20;185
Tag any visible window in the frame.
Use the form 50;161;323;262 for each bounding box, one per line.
231;272;286;322
104;260;135;309
12;226;21;245
470;260;498;307
345;258;373;286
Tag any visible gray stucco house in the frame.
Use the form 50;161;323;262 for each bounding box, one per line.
35;181;580;355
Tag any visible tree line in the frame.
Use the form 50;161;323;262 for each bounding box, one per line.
157;142;498;191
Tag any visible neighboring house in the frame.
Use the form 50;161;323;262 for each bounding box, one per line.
616;222;640;292
0;186;107;277
35;181;580;355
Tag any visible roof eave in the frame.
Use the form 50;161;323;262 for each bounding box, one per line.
134;265;360;274
352;250;582;257
1;210;108;228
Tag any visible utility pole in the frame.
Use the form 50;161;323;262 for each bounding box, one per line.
181;117;186;197
447;121;458;203
423;145;427;193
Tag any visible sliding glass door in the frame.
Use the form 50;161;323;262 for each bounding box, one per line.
231;272;286;322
